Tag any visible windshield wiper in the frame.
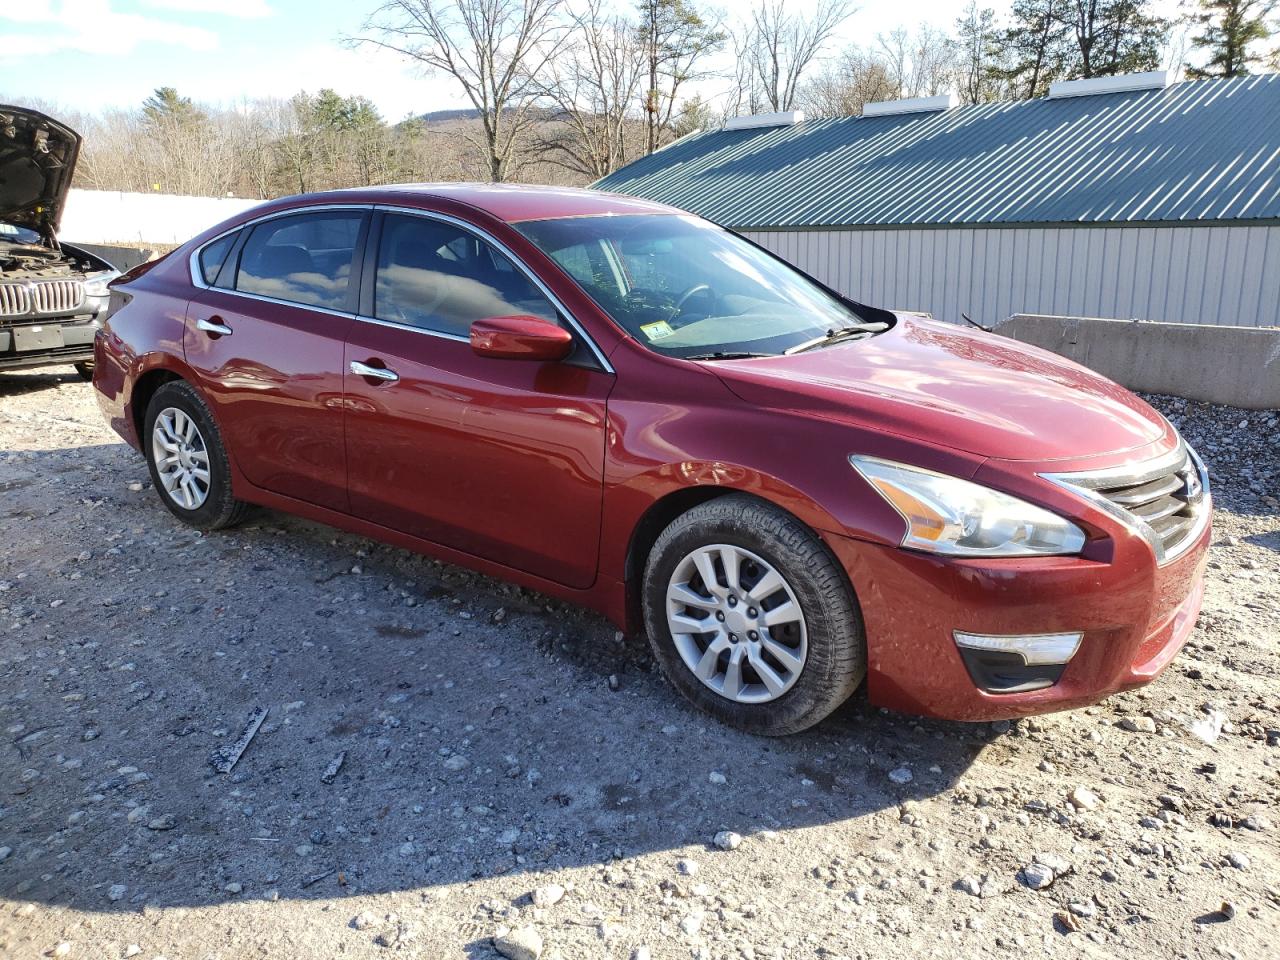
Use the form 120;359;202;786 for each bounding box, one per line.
684;350;774;361
784;322;890;355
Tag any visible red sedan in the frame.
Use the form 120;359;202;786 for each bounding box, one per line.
93;185;1211;734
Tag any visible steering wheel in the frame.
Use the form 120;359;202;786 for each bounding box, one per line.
666;283;714;322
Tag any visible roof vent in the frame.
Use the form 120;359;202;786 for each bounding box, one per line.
724;110;805;131
861;93;958;118
1048;71;1170;99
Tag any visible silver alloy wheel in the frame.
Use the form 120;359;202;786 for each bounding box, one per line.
151;406;211;510
665;543;808;704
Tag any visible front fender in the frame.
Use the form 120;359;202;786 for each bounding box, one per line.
598;389;987;586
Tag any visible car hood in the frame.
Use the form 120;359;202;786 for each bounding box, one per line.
710;315;1168;462
0;105;82;241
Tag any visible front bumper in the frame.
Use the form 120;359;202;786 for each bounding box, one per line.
0;316;98;370
827;464;1211;722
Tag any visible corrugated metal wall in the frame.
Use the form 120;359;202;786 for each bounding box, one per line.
743;224;1280;328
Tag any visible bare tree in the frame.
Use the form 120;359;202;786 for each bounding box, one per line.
726;23;767;116
877;25;958;98
798;47;902;116
737;0;858;112
360;0;569;182
535;0;646;179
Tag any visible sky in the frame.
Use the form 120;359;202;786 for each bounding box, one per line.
0;0;1021;121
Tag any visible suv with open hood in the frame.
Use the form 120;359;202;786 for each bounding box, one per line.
1;105;118;378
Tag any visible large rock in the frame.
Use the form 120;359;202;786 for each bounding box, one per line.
494;926;543;960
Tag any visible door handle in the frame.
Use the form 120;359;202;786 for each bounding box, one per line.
196;317;233;336
350;360;399;383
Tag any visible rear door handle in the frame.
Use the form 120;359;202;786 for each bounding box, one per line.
196;317;233;336
350;360;399;383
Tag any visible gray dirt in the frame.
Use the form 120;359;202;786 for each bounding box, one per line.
0;371;1276;960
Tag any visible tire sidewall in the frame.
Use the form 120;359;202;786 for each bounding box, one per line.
142;382;235;529
642;499;864;735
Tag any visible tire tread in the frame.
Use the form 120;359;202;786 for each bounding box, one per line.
144;380;250;531
642;493;866;735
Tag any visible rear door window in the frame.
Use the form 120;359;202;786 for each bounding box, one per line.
235;211;364;310
373;214;557;337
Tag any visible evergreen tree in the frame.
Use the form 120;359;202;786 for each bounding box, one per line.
1186;0;1278;78
635;0;724;153
141;87;203;128
995;0;1072;98
954;2;1005;104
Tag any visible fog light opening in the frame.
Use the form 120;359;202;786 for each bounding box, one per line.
953;631;1083;695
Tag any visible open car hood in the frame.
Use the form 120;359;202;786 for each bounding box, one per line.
0;105;82;241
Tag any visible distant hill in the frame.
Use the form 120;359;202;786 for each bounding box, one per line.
412;106;567;125
417;108;482;123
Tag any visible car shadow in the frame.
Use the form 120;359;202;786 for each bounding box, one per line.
0;442;988;915
1242;529;1279;554
0;367;84;397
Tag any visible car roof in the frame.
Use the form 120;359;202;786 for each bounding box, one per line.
335;182;684;223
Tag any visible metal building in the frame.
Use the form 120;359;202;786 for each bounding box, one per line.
594;73;1280;328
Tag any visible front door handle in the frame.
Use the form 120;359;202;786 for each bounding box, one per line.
196;317;233;337
350;360;399;383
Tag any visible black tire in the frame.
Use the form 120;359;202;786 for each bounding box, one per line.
642;494;866;736
142;380;250;530
74;361;94;381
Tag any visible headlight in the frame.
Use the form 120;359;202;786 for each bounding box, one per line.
82;269;120;298
850;456;1086;557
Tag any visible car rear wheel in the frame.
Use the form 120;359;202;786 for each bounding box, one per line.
143;380;250;530
642;494;866;735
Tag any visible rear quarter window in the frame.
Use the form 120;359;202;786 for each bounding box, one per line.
198;232;237;286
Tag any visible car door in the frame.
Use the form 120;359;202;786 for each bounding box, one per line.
343;210;614;589
184;208;367;513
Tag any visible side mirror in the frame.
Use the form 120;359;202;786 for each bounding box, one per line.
470;315;574;361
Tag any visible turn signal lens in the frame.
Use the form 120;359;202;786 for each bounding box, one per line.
850;456;1087;557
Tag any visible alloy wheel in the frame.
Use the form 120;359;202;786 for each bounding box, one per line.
665;543;808;704
151;406;211;510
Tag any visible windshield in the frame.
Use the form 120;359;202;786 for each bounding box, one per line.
515;214;880;358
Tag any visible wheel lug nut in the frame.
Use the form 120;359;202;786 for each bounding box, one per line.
727;596;737;607
728;633;737;642
715;611;725;622
748;607;757;617
748;631;758;641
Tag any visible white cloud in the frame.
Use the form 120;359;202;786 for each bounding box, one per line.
206;42;470;120
140;0;273;18
0;0;219;60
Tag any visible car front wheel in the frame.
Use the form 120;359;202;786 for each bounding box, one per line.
642;494;866;735
143;380;249;530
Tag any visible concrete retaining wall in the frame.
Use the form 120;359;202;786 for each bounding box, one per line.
995;314;1280;410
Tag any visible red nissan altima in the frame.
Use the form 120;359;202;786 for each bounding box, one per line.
93;184;1211;734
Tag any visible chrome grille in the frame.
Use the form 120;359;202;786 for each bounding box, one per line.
1044;441;1210;564
31;279;85;314
0;283;32;318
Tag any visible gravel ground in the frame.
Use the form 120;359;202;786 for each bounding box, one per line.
0;371;1276;960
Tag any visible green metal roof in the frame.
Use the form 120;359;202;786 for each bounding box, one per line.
594;75;1280;229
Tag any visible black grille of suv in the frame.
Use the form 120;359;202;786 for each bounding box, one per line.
1045;442;1209;564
